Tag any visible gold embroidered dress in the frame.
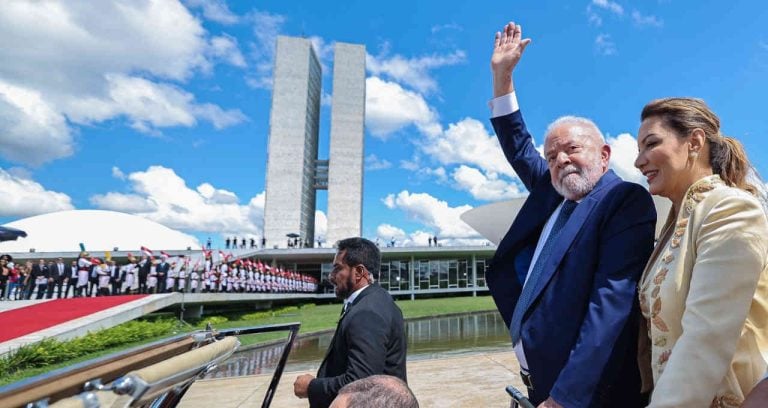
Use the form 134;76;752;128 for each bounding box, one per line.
638;175;768;407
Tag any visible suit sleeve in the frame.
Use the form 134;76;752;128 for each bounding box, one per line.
308;310;390;407
648;194;768;407
549;186;656;407
490;110;549;191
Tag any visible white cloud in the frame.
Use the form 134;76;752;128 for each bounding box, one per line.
196;183;238;204
452;165;523;201
184;0;239;25
376;223;407;240
592;0;624;16
375;223;487;247
208;34;247;67
90;165;265;236
321;91;333;107
400;157;421;171
375;224;428;247
0;168;75;217
365;154;393;171
382;190;479;239
420;117;518;178
0;0;246;164
367;50;466;94
315;210;328;240
421;167;448;183
595;34;617;56
0;80;73;165
244;10;285;89
588;10;603;26
67;74;246;133
365;76;440;138
112;166;126;180
607;133;645;184
431;23;462;34
631;10;663;27
89;192;158;213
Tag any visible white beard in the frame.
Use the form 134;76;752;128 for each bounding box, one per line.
553;164;603;200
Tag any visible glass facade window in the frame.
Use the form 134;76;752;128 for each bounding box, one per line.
318;255;489;293
375;260;409;292
475;259;488;288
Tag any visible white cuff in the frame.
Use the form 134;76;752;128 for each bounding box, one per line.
488;92;520;118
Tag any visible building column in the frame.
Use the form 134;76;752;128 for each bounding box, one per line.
409;255;415;301
471;254;477;297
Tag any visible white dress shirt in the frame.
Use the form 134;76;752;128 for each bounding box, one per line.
343;284;370;313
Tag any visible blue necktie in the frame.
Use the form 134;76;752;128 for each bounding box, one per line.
510;200;578;344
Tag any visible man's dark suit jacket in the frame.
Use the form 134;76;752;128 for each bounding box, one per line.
488;111;656;407
156;262;170;275
31;264;49;280
308;284;407;408
53;263;67;283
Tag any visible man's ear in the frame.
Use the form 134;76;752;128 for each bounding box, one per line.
601;144;611;168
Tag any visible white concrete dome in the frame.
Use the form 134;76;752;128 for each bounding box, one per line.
0;210;200;252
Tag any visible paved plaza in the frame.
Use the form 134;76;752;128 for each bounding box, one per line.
181;350;524;408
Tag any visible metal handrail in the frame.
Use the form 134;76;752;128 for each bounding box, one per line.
506;385;536;408
0;322;302;408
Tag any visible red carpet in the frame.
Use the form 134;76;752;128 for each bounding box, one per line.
0;295;147;343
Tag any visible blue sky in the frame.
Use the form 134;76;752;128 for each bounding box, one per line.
1;0;767;248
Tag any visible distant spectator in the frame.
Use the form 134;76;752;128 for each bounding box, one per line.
0;255;9;300
225;237;230;249
32;259;49;299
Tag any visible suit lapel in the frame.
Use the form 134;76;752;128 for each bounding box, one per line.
496;183;562;261
523;171;620;311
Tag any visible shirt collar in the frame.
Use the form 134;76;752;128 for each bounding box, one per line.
344;284;370;308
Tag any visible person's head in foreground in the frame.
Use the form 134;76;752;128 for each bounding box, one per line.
331;237;378;299
543;116;610;201
329;375;418;408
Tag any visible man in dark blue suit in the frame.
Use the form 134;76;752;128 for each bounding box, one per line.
487;22;656;407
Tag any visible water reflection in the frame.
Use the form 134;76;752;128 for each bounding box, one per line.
204;311;509;379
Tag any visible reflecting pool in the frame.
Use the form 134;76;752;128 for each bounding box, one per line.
204;311;510;379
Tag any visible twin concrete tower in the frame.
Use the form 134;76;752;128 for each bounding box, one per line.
263;36;365;248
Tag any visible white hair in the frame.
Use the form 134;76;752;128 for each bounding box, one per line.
545;115;605;144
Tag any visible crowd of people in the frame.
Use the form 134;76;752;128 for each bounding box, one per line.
0;251;318;301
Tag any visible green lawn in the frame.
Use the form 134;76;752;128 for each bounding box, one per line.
0;295;496;385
